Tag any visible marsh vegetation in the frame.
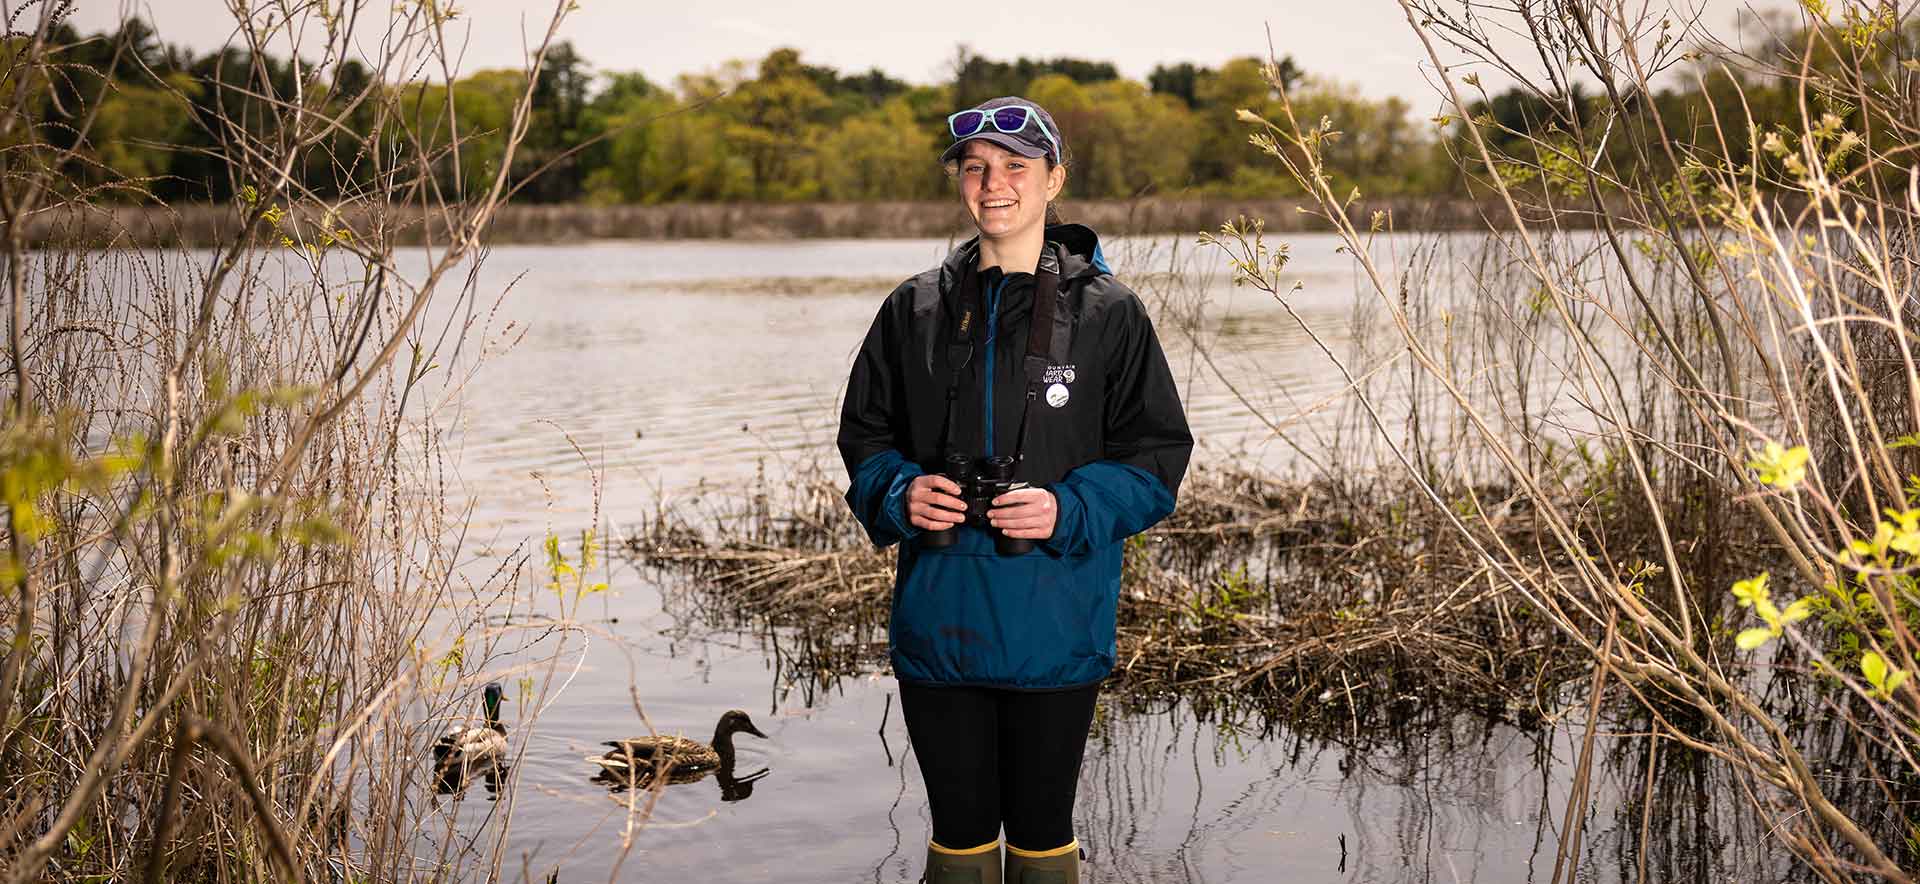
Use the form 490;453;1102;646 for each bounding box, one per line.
7;0;1920;881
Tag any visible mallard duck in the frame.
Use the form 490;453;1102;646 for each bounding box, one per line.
432;682;508;778
587;709;766;779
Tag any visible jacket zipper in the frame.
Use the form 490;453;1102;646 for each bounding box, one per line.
983;277;1001;458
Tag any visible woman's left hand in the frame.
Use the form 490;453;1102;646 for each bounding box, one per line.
987;487;1057;540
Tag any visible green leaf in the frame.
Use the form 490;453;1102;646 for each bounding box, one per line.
1736;628;1775;651
1731;572;1770;608
1747;441;1809;489
1780;598;1814;625
1863;651;1888;689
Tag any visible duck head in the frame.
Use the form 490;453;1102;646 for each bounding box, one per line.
713;709;767;743
482;682;507;732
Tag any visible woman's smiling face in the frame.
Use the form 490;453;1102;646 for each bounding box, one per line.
954;140;1065;241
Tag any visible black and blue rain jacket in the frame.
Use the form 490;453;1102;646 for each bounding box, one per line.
837;224;1193;690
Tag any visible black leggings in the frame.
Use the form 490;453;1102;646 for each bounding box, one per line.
898;681;1099;851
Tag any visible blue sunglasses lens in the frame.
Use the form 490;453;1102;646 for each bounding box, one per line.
991;107;1030;132
950;110;985;138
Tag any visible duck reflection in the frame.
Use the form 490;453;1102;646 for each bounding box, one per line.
590;755;771;802
433;759;510;801
586;709;772;802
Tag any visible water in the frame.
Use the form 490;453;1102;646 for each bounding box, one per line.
438;236;1374;540
413;236;1776;882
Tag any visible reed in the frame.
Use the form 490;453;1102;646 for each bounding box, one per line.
1218;0;1920;877
0;2;605;881
628;456;1615;734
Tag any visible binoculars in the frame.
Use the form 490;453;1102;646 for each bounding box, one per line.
919;453;1034;556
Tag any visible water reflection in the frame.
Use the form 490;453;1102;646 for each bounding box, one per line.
589;755;773;803
432;762;511;802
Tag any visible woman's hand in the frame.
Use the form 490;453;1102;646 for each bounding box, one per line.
907;474;967;532
988;487;1057;540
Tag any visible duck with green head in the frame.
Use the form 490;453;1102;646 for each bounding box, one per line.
432;682;509;781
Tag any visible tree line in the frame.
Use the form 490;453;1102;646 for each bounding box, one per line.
40;15;1917;208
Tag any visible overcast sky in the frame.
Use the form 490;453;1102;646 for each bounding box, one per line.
73;0;1777;110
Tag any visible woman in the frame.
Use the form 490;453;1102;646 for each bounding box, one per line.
838;96;1191;884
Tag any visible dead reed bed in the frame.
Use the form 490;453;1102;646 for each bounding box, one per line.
626;455;1759;736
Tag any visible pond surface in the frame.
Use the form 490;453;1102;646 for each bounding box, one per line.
414;236;1782;883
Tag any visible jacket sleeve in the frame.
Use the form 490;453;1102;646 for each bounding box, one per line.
1043;288;1193;557
838;285;923;548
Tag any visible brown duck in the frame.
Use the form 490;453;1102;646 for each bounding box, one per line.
587;709;767;778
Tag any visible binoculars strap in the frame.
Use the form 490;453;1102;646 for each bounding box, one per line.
1011;256;1060;467
936;261;979;460
937;248;1061;465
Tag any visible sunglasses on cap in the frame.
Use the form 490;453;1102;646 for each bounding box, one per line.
946;104;1059;163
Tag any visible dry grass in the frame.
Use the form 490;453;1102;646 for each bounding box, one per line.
1214;0;1920;877
0;2;611;882
624;459;1696;734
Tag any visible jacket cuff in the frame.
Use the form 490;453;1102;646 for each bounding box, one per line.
1040;461;1173;557
845;450;924;547
882;461;925;542
1041;480;1089;557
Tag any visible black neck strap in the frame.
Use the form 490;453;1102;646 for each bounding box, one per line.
935;261;977;458
1012;252;1060;466
935;247;1061;464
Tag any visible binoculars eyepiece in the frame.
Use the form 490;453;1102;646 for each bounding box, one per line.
917;454;1034;556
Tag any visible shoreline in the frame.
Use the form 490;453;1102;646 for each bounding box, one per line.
24;196;1553;248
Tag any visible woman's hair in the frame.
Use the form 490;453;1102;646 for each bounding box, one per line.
1043;156;1065;225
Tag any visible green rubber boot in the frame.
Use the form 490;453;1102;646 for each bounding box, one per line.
923;840;1002;884
1004;841;1079;884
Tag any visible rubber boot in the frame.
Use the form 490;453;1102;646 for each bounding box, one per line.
1004;841;1080;884
923;839;1002;884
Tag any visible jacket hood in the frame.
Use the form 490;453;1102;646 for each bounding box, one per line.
937;223;1113;300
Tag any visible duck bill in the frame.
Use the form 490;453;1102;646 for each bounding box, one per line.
743;723;768;739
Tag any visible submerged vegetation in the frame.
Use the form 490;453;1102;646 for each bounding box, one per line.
630;462;1603;725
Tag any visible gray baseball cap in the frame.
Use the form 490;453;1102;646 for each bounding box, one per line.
939;96;1064;165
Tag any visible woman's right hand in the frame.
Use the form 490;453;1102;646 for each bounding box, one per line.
907;474;967;532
